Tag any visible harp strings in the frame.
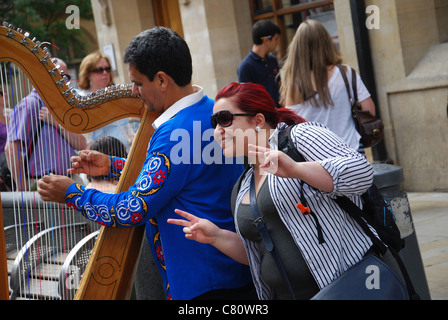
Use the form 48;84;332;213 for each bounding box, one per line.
1;61;99;300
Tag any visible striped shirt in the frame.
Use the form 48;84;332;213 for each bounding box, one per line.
234;122;374;300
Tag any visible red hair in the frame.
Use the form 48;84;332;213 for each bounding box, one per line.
215;82;306;127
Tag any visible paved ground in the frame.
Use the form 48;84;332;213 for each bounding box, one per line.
408;192;448;300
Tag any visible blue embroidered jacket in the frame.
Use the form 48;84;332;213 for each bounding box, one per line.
65;95;251;299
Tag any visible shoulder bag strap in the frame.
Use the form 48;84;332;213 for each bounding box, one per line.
337;65;357;120
337;65;353;103
334;195;420;300
230;164;251;216
351;67;359;103
249;172;296;299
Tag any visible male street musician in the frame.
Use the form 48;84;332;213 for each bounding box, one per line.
38;27;254;300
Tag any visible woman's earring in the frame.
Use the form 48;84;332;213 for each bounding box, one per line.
255;126;261;132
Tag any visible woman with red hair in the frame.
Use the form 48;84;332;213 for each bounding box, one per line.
168;82;375;300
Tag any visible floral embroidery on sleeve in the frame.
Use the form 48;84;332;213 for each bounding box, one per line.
71;153;171;227
104;156;126;181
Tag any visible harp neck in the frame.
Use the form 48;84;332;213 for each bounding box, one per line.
1;21;161;300
0;21;145;133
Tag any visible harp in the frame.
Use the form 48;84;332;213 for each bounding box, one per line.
0;22;158;299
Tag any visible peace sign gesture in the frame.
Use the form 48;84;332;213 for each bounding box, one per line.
248;144;298;178
248;144;334;193
168;209;249;265
168;209;221;245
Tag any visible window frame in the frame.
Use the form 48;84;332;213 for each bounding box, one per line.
249;0;335;58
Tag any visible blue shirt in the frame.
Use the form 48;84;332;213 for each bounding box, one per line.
65;94;251;299
237;50;281;107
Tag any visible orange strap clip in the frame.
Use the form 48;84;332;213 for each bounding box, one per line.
297;203;310;215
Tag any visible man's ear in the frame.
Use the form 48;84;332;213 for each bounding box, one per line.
156;71;169;90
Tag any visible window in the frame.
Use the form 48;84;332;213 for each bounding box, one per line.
249;0;337;58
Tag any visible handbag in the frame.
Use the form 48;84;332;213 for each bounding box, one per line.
311;253;409;300
337;65;384;148
249;170;414;300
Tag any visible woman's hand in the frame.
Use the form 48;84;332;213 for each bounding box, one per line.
168;209;221;245
248;144;298;178
168;209;249;265
248;144;334;193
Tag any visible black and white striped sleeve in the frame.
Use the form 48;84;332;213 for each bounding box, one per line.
291;122;373;197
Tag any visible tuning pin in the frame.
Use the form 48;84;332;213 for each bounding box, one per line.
61;71;71;84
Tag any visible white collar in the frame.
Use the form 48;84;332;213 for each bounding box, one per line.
152;85;204;129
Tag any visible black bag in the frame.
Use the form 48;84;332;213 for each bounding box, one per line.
278;125;403;251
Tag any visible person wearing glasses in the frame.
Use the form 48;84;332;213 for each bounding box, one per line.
167;82;376;300
37;27;255;300
4;59;87;192
238;20;282;108
78;51;138;152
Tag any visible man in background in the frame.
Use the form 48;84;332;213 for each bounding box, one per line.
238;20;282;108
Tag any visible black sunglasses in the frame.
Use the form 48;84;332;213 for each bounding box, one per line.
211;110;256;128
92;67;111;74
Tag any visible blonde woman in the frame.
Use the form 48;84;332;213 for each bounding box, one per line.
78;52;138;152
280;20;376;152
78;51;114;94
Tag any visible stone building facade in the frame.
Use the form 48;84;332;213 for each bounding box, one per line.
82;0;448;192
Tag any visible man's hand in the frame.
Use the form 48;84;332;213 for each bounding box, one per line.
37;174;75;204
68;150;111;177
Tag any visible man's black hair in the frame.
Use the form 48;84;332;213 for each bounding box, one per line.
124;27;192;87
252;20;281;45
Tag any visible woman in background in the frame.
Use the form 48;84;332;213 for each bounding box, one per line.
78;51;138;152
280;20;375;153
